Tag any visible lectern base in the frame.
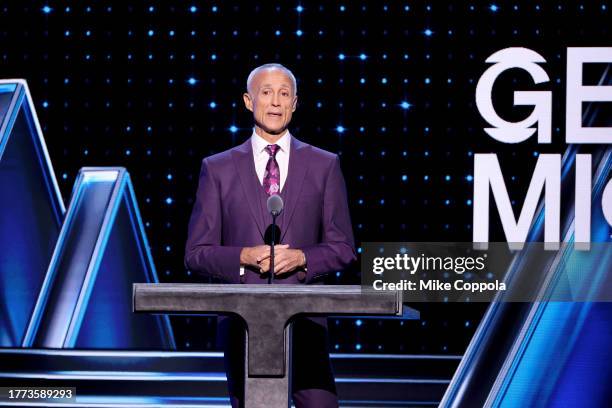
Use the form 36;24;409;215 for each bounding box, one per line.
244;328;290;408
245;375;290;407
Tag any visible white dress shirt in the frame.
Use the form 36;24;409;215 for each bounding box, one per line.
251;129;291;192
240;129;292;277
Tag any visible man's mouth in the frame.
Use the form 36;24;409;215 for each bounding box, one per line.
267;112;282;117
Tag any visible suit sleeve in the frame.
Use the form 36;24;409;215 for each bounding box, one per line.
184;158;243;283
300;155;357;282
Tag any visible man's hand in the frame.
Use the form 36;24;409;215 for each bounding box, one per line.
258;244;288;274
244;245;306;275
273;246;306;275
240;245;271;268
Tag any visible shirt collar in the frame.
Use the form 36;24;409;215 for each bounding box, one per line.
251;129;291;155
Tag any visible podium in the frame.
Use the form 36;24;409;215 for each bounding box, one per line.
133;284;406;407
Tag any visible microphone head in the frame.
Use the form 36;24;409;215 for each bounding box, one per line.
267;194;284;216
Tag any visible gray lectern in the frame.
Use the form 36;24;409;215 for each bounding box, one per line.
133;284;406;407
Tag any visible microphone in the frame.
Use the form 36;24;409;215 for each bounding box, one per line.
267;194;284;216
266;194;283;284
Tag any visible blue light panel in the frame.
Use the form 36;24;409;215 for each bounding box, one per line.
23;167;174;349
0;80;64;347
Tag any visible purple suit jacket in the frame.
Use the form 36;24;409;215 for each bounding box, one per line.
185;136;356;283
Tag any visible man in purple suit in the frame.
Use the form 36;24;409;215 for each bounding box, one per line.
185;63;356;408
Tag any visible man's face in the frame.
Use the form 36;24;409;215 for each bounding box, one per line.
243;68;298;137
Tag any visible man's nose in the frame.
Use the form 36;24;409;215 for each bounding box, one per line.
272;93;281;106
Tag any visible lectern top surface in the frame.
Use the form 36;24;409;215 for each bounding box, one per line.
134;283;374;295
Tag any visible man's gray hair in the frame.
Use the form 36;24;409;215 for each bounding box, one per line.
246;63;297;95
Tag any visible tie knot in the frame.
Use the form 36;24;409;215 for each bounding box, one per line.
265;144;280;157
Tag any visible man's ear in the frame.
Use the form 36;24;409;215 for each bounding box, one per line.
243;92;253;112
291;95;298;112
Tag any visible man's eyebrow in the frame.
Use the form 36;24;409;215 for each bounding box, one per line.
259;83;291;89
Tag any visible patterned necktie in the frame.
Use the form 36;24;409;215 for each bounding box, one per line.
263;144;281;195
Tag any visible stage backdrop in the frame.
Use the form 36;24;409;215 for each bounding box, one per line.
0;1;609;354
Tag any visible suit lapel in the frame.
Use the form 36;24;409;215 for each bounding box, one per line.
231;140;265;238
279;137;308;241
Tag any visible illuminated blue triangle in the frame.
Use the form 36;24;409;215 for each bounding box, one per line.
0;80;64;346
24;168;175;349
